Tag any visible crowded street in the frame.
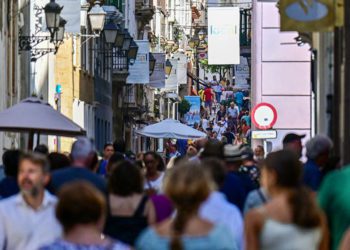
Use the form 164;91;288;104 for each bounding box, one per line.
1;0;350;249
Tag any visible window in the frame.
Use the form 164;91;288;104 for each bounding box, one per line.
124;85;136;103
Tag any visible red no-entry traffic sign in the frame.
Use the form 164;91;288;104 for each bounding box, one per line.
252;103;278;130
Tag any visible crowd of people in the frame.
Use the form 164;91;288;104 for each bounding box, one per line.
0;130;349;250
192;76;251;146
0;77;348;250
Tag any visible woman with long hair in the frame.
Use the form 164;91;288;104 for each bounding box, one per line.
143;152;165;195
136;163;237;250
104;161;156;246
245;150;329;250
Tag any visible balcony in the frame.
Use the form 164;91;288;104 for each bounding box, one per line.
112;49;129;83
135;0;155;24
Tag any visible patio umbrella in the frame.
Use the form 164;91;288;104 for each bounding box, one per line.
136;119;206;139
0;97;86;148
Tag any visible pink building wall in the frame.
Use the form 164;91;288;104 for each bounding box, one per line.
251;0;312;151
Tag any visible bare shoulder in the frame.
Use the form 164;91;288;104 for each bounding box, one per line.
154;219;172;236
245;207;266;231
144;199;155;213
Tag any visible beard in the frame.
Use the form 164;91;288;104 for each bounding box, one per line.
20;179;42;198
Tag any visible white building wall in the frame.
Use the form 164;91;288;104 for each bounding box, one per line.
0;0;22;158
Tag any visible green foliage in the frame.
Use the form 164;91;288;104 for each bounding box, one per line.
178;99;191;116
199;59;232;80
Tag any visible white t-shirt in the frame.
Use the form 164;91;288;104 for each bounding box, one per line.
202;119;209;131
144;172;165;194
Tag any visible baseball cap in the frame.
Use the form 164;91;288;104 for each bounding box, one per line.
283;133;306;144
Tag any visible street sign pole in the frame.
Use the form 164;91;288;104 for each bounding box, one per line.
252;102;278;154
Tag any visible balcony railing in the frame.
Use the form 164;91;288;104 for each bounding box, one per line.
112;49;129;72
105;0;124;12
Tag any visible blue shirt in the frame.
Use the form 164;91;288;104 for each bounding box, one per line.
136;224;237;250
48;167;107;195
303;159;322;191
241;115;251;127
220;172;257;212
97;160;108;176
0;177;19;199
176;139;188;156
213;85;222;93
234;92;244;106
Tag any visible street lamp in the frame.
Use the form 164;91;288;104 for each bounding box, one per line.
54;17;67;43
165;59;173;76
115;26;125;48
128;40;139;62
88;0;106;35
122;30;132;51
104;20;119;44
149;52;156;76
44;0;63;39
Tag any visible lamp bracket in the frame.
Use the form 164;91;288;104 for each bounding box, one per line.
29;47;59;62
19;35;52;51
78;33;100;47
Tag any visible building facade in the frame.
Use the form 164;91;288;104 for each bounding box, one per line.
251;0;312;153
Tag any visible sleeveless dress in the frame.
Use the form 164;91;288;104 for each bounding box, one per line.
260;216;321;250
135;224;237;250
104;195;149;246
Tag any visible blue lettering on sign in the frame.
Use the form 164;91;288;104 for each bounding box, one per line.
209;25;237;36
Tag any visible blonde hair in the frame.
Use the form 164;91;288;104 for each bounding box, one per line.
164;163;212;250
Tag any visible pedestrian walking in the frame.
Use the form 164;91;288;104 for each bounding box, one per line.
199;158;244;250
143;152;165;195
40;181;130;250
304;135;333;191
227;102;239;122
282;133;305;159
221;145;257;212
97;143;115;176
245;150;328;250
0;153;62;250
213;77;223;103
216;104;226;122
104;161;156;246
318;162;350;250
223;127;236;145
234;90;244;110
203;84;215;113
239;146;260;187
136;163;237;250
253;145;265;163
48;137;107;194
